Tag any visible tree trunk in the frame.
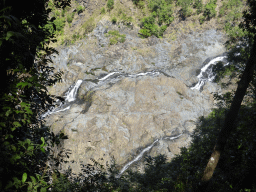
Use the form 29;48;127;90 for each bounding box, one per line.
200;36;256;190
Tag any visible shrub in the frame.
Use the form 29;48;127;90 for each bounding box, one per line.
106;30;126;45
140;0;173;37
177;0;193;18
203;0;217;20
199;15;205;24
132;0;145;8
67;12;75;23
107;0;114;11
111;17;117;24
194;0;203;14
54;17;66;32
61;9;66;17
77;5;85;14
82;17;95;35
101;7;105;14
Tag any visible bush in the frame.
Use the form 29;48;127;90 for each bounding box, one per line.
111;17;117;24
82;17;95;35
105;30;126;45
101;7;105;14
139;0;173;38
54;17;66;32
77;5;85;14
139;16;167;38
194;0;203;14
177;0;193;18
203;0;217;20
107;0;114;11
67;12;75;23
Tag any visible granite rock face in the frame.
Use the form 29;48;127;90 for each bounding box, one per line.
45;20;226;173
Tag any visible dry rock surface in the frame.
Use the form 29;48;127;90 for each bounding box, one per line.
45;20;228;173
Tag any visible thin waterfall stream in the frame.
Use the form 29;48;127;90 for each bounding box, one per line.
191;56;228;90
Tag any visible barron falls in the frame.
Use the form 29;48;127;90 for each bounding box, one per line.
44;20;231;175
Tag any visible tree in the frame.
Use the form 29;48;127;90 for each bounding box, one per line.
0;0;70;191
200;0;256;190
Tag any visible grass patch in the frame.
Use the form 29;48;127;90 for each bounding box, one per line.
105;30;126;45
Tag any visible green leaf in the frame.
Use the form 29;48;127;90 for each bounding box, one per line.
17;82;29;88
30;176;36;183
40;148;46;153
41;137;45;146
20;102;29;108
22;173;27;183
6;31;15;40
27;145;34;151
40;187;47;192
13;121;21;127
25;108;33;114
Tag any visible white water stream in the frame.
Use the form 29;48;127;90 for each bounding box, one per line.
116;134;183;178
191;56;228;90
40;80;83;119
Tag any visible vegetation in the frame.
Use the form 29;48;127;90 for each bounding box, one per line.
0;0;71;191
105;30;126;45
76;5;85;14
139;0;174;38
107;0;114;11
1;0;256;191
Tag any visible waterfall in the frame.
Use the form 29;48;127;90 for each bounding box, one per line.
64;80;83;102
191;56;228;90
40;80;83;119
116;134;182;178
116;139;159;178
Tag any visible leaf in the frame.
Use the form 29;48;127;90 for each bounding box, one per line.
17;82;29;88
40;187;47;192
40;148;46;153
22;173;27;183
6;31;15;40
13;121;21;127
20;102;29;108
41;137;45;146
27;146;34;151
30;176;36;183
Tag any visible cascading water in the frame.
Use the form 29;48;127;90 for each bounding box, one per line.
116;134;183;178
191;56;228;90
116;139;159;178
40;80;83;119
64;80;83;102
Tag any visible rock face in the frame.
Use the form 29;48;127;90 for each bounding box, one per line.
45;20;227;173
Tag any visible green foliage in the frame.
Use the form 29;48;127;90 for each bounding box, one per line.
54;17;66;32
107;0;114;11
0;0;71;191
67;12;75;23
138;0;174;38
177;0;193;18
194;0;203;14
105;30;126;45
139;16;168;38
101;7;106;14
132;0;145;8
111;17;117;24
76;5;85;14
203;0;217;20
120;12;133;27
82;17;95;35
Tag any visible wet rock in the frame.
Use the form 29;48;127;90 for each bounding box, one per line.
45;19;228;173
